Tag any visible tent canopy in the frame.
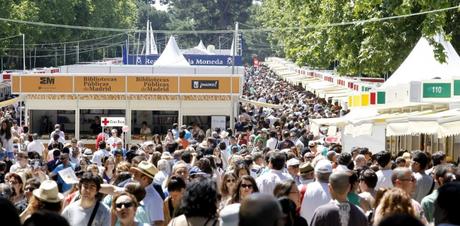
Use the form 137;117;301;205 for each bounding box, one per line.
154;36;190;67
381;35;460;89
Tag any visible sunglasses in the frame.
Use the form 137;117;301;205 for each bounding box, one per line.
226;179;236;183
115;202;134;209
241;184;253;189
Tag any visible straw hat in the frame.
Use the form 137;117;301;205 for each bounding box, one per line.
33;180;64;203
130;161;158;179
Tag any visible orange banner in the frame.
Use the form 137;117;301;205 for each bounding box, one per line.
127;76;178;93
74;76;125;93
20;76;73;93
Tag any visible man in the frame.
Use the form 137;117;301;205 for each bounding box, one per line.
171;123;179;139
357;169;378;212
49;124;65;144
254;128;268;148
421;164;455;224
276;131;294;150
176;130;189;149
335;152;352;172
256;152;292;194
26;133;45;157
266;131;278;151
47;133;64;153
391;167;426;222
310;171;367;226
69;138;81;166
426;151;446;176
298;162;315;205
91;141;111;167
411;151;434;203
96;127;110;149
300;160;332;223
434;181;460;226
239;193;284;226
298;129;310;148
50;153;75;193
9;152;31;173
308;141;318;156
106;129;122;150
286;158;301;185
374;150;393;189
131;161;164;226
62;172;110;226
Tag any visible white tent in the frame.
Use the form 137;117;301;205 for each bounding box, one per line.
381;35;460;89
154;36;190;67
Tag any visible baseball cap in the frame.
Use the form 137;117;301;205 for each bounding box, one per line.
315;160;332;174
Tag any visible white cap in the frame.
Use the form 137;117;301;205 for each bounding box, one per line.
315;159;332;174
286;158;300;167
220;203;240;226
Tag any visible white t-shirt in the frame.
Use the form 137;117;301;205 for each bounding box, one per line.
266;137;278;150
27;140;45;156
91;149;111;166
375;169;394;190
300;181;331;223
62;200;110;226
144;183;164;223
256;169;293;195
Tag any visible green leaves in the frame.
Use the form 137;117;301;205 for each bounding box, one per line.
258;0;460;77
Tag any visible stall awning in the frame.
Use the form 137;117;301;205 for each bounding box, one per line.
0;97;20;108
239;97;283;109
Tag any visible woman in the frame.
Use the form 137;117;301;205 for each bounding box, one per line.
229;175;259;204
5;172;27;213
164;130;175;145
168;179;219;226
0;118;13;153
219;172;237;205
23;178;40;204
103;157;116;183
152;134;162;146
372;188;421;226
233;161;250;179
273;180;300;209
112;192;150;226
163;176;186;225
20;180;64;223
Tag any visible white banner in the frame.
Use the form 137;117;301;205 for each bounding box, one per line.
100;117;126;127
211;116;226;131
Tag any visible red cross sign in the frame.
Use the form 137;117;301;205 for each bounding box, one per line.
102;118;110;126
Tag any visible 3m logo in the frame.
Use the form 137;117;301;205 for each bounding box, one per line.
40;77;55;84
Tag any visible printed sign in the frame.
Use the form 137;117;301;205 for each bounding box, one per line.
58;167;79;184
101;117;126;127
75;76;125;93
192;80;219;89
422;82;451;98
18;76;73;93
127;76;178;93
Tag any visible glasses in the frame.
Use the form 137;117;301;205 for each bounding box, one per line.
115;202;134;209
241;184;253;189
25;187;35;192
226;179;236;183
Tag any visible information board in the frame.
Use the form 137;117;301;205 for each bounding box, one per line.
422;83;451;98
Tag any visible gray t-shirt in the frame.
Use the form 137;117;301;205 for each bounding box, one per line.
62;200;110;226
310;201;367;226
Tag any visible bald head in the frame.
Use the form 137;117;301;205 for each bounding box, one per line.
239;193;283;226
329;171;350;195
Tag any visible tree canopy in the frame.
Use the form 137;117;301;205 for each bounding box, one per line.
257;0;460;77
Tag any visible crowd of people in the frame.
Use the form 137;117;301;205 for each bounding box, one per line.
0;65;458;226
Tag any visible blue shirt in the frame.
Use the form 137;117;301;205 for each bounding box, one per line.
52;162;76;193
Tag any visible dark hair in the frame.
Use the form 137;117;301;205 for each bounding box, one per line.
196;158;213;175
270;152;286;170
359;169;378;189
412;151;429;170
234;161;250;178
98;141;106;150
378;213;424;226
376;151;391;168
23;210;69;226
180;179;218;218
277;197;297;226
112;172;132;186
0;161;7;172
273;180;296;199
79;172;103;192
337;152;352;166
167;176;186;193
231;175;259;203
220;172;237;197
1;119;13;141
124;182;146;203
181;151;192;164
0;197;20;226
436;182;460;225
431;151;446;166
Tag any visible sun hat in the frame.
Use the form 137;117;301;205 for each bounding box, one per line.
130;161;158;179
314;159;333;174
299;162;314;174
32;180;64;203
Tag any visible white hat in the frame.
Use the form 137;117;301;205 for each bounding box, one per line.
286;158;300;167
315;160;332;174
161;152;174;160
130;161;159;179
33;180;64;203
220;203;240;226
